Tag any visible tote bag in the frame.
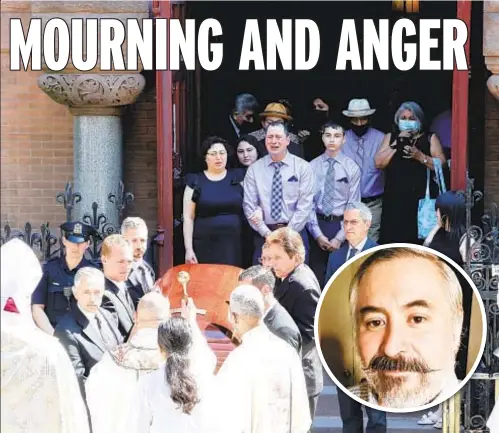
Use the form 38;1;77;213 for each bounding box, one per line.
417;158;446;240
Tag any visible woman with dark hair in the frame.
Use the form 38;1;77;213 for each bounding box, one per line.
183;136;245;266
424;191;468;266
375;101;447;244
126;316;226;433
235;134;264;170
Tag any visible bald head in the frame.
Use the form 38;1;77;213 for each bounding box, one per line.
136;292;170;328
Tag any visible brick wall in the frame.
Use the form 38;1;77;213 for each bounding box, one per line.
122;85;158;233
0;2;73;230
484;91;499;211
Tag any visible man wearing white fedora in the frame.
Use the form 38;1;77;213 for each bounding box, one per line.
342;99;385;242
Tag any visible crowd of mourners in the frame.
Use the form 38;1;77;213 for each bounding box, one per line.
2;91;497;433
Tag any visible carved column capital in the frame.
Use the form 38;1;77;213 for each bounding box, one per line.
37;73;146;112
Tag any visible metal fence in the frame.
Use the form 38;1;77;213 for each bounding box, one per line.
444;175;499;433
0;181;138;264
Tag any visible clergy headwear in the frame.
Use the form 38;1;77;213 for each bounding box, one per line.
1;239;42;317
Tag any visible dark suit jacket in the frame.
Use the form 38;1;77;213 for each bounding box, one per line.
275;263;323;396
325;238;378;283
102;279;136;340
54;306;122;396
127;260;156;307
264;301;302;355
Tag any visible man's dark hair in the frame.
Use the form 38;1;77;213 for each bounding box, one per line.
233;93;259;115
239;265;276;290
320;121;345;135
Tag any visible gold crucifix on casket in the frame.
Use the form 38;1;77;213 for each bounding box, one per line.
169;271;207;315
156;264;244;372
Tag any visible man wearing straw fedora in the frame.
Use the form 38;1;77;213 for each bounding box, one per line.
342;99;385;242
250;102;304;158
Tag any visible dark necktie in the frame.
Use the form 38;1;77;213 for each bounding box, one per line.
347;247;358;261
95;312;118;348
322;158;336;216
270;161;284;221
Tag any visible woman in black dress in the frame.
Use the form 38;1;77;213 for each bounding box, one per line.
182;136;245;266
375;101;447;244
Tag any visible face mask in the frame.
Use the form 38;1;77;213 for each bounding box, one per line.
310;110;329;127
398;119;420;132
351;124;369;137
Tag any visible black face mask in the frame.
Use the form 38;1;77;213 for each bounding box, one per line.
309;110;329;129
239;120;256;134
351;123;369;137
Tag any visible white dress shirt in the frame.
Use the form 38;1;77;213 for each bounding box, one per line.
346;236;368;260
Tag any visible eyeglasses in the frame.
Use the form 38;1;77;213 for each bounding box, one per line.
207;150;227;157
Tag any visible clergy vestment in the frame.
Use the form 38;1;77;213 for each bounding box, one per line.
216;324;312;433
1;239;90;433
124;327;225;433
87;323;218;433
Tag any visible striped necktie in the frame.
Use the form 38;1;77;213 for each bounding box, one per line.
347;247;358;261
355;137;365;170
322;158;336;216
270;161;284;220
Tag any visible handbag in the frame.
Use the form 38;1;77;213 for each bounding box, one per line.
417;158;446;240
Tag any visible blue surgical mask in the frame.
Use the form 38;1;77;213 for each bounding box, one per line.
398;119;420;131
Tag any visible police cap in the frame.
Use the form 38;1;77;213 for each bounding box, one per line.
60;221;95;244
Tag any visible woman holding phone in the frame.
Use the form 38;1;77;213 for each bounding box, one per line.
375;101;446;244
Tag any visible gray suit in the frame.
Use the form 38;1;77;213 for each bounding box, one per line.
275;264;323;420
264;301;302;355
102;278;136;340
54;306;122;397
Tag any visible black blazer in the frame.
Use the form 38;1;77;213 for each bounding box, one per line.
127;261;156;307
54;306;122;396
264;301;302;355
275;263;323;397
102;278;136;340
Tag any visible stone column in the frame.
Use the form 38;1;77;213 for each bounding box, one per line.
484;1;499;102
37;73;145;226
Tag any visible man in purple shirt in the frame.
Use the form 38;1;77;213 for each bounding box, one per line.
342;99;385;242
306;121;361;287
243;122;315;265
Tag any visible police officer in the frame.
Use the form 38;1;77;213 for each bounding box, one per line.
31;221;98;334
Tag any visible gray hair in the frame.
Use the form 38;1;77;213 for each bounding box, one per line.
229;284;265;319
73;267;105;292
345;202;373;222
233;93;259;115
238;266;276;290
349;247;464;354
137;291;170;322
394;101;425;128
265;121;289;137
121;217;148;234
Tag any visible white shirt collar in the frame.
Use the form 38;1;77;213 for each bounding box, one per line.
78;304;96;322
109;279;126;291
348;237;368;256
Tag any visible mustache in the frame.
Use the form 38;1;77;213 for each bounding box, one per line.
364;355;440;374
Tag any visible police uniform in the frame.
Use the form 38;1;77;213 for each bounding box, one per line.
31;222;98;328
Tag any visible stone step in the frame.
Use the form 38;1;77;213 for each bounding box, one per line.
314;386;440;432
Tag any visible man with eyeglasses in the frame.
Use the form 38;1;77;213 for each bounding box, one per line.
243;121;315;265
324;202;387;433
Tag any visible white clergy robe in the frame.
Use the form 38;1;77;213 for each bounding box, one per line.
1;239;90;433
216;324;312;433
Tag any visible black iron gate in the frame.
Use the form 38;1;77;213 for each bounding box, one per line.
445;175;499;433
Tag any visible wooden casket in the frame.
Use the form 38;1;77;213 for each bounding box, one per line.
156;264;243;371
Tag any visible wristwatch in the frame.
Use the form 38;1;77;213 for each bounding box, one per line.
422;156;428;164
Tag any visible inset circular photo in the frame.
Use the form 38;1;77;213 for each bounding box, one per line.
315;243;487;413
